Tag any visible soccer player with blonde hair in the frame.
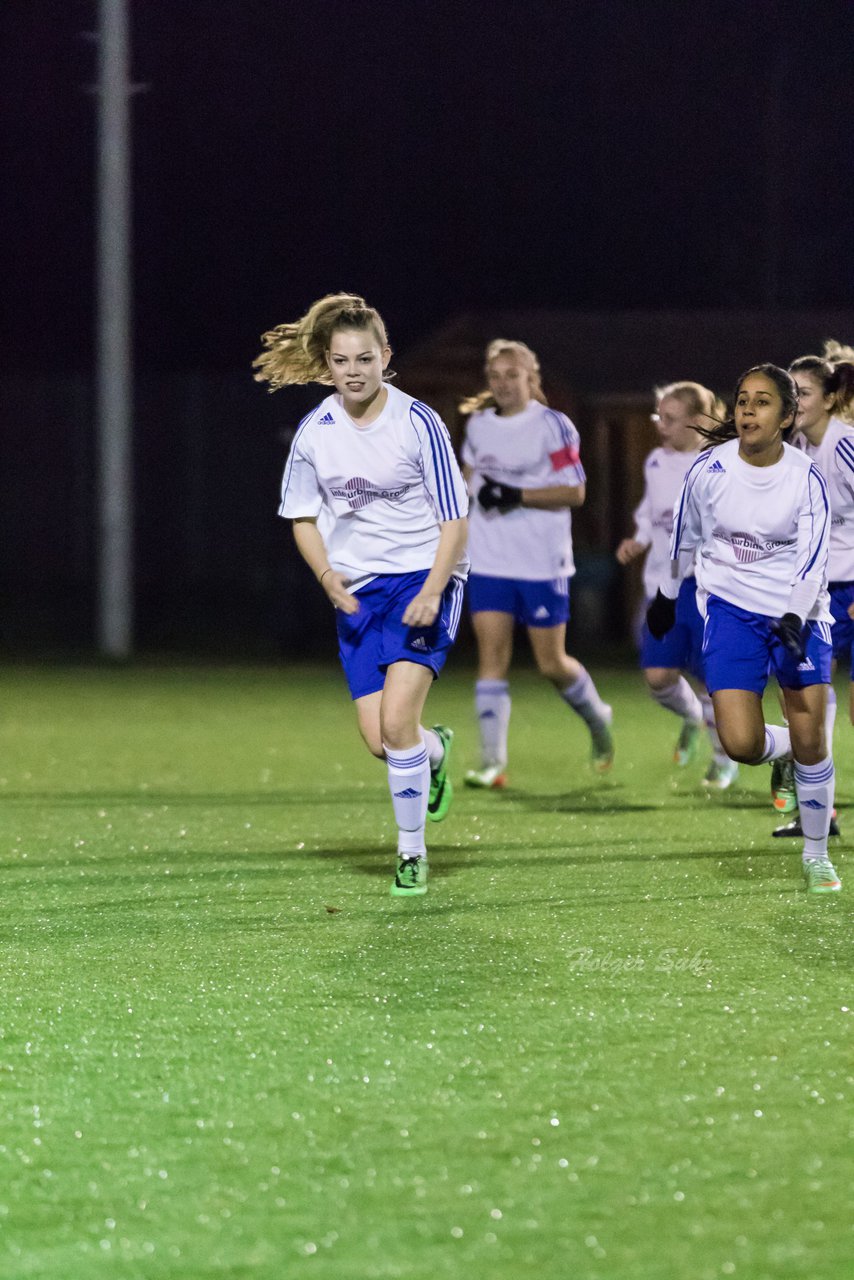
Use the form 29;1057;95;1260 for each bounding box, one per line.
460;339;614;788
255;294;469;896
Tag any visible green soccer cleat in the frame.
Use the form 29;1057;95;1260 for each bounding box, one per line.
590;710;615;774
464;764;508;790
674;718;702;767
802;857;841;895
702;758;739;790
427;725;453;822
771;756;797;813
390;855;428;896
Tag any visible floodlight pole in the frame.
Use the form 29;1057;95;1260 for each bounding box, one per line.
96;0;134;657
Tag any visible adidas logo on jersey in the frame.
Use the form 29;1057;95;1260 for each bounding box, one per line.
708;460;725;473
533;606;550;619
394;787;422;799
410;636;429;651
318;411;335;424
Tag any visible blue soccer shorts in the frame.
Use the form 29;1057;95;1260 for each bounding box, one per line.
640;575;705;681
828;581;854;677
335;570;465;700
702;593;832;695
467;572;570;627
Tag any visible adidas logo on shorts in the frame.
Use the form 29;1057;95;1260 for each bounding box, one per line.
318;411;335;424
410;636;429;650
534;606;550;619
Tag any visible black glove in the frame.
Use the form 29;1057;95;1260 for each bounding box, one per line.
478;477;522;513
646;589;677;640
771;612;805;662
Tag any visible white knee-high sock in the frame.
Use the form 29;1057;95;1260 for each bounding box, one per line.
825;687;837;756
475;679;510;768
421;726;444;770
561;667;611;730
700;693;727;763
650;676;703;722
794;757;835;858
385;742;430;857
758;724;791;763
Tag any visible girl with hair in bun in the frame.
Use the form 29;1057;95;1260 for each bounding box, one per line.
254;293;469;897
647;364;840;894
767;343;854;834
617;381;738;788
459;339;614;789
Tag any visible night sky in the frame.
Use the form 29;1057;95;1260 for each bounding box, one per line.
4;0;854;375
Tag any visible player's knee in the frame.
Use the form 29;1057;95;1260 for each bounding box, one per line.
537;658;568;683
644;668;677;693
716;723;764;763
379;717;419;753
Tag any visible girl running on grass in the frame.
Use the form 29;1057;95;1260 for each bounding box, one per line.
254;293;469;897
768;345;854;835
459;339;613;789
616;381;738;789
647;364;840;894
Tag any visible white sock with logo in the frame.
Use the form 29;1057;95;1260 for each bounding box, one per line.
824;687;837;755
758;724;791;763
475;679;510;768
384;742;430;857
561;667;611;730
700;693;728;764
794;757;835;859
421;726;444;771
650;676;703;723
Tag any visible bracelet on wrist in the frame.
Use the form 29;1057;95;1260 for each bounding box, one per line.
319;567;333;585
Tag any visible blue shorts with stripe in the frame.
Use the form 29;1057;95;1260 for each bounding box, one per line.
467;573;570;627
828;581;854;676
335;570;465;700
640;576;705;680
702;593;832;695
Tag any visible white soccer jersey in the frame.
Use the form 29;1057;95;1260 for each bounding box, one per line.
669;437;831;621
462;400;586;581
789;417;854;583
279;384;469;587
632;445;705;599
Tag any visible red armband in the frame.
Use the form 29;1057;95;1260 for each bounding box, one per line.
549;445;580;471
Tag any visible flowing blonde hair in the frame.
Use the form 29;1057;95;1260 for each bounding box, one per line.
252;292;392;391
823;338;854;365
655;380;726;425
789;341;854;426
459;339;548;415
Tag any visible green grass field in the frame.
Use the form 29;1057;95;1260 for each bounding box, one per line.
0;663;851;1280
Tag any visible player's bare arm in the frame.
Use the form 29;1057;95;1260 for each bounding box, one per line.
292;516;359;614
520;483;585;510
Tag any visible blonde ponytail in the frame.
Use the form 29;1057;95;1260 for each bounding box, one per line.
655;380;725;426
253;292;391;392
